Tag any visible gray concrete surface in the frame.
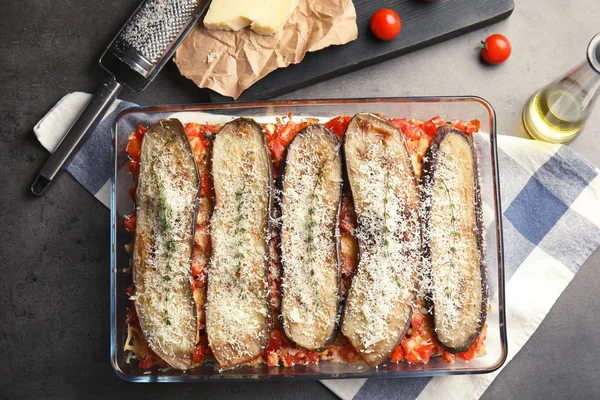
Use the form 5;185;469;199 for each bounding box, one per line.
1;1;599;399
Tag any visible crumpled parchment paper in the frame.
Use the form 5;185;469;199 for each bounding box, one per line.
174;0;357;99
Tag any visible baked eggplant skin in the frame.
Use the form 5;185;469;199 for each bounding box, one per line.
340;113;421;367
132;119;199;371
206;118;272;369
278;124;343;351
421;125;487;354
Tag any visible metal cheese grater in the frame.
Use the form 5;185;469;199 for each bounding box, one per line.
31;0;211;195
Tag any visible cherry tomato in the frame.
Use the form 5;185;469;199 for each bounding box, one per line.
270;140;286;162
456;345;476;361
389;118;409;131
266;351;279;367
339;197;356;234
479;34;512;64
390;344;405;362
338;344;359;364
133;124;147;141
423;116;446;137
451;119;481;135
193;344;207;364
442;350;456;364
402;335;435;364
184;122;202;138
126;136;142;159
128;160;140;176
324;115;352;139
200;173;212;197
138;355;155;369
410;312;424;333
456;329;487;361
185;122;219;138
124;212;136;233
276;122;297;146
305;351;321;364
370;9;401;41
191;264;203;279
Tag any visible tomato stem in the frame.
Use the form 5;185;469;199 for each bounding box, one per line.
474;41;487;51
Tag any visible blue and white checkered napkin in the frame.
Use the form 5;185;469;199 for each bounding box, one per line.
35;93;600;399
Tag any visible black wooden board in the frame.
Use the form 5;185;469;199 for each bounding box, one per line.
208;0;514;102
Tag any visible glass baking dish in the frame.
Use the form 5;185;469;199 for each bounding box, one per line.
111;97;507;382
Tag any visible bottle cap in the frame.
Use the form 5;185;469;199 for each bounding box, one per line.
588;32;600;73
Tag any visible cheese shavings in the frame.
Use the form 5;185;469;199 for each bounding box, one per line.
280;125;342;350
133;120;198;371
341;114;421;367
421;129;486;352
206;119;271;369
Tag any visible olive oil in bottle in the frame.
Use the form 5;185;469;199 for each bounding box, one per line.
523;33;600;143
523;85;585;143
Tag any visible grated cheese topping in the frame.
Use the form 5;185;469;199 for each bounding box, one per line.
421;132;485;349
341;114;421;365
280;125;342;350
206;120;271;368
133;121;198;370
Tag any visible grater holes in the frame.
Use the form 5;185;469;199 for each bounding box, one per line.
119;0;199;63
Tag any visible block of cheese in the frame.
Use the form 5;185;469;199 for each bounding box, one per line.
203;0;299;35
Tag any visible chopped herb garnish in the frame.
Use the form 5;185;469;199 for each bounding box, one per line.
440;178;459;283
235;186;245;199
233;185;247;297
304;161;329;305
166;240;176;252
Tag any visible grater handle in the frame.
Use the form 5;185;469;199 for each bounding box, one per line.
31;76;122;196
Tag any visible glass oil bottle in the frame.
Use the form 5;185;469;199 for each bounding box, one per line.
523;32;600;143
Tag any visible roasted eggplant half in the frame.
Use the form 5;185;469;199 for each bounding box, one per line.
132;119;199;370
421;125;487;354
341;113;421;367
206;118;272;369
279;124;342;350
